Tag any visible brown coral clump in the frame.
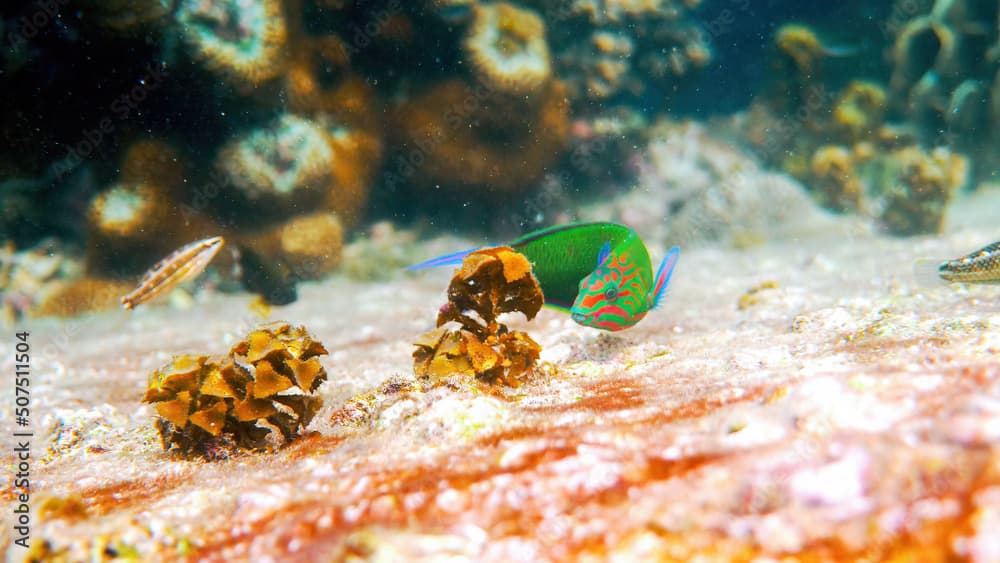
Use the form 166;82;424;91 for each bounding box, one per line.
810;145;863;212
119;139;185;192
84;141;220;278
323;127;380;227
175;0;289;89
880;146;968;235
85;182;182;276
240;211;344;280
284;35;380;132
391;79;569;192
413;247;543;387
282;34;384;216
774;23;828;75
537;0;711;105
464;2;552;95
143;321;328;457
218;111;376;228
217;114;335;218
832;81;888;142
32;278;134;318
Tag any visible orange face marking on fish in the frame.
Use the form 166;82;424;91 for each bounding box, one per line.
570;247;649;331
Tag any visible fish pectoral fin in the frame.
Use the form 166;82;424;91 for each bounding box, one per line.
650;246;681;309
913;258;949;287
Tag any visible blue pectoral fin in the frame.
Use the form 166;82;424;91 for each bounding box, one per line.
596;241;611;267
406;247;478;270
650;246;680;309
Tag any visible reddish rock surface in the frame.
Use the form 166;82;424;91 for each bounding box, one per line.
3;198;1000;560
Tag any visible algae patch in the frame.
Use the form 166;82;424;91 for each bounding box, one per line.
143;321;328;458
413;246;543;387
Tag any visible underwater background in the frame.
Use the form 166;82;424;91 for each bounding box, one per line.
3;0;1000;560
1;0;997;315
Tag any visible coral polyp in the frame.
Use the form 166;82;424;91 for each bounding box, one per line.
283;35;373;124
464;2;552;94
175;0;288;88
88;183;168;240
85;182;179;275
217;114;335;218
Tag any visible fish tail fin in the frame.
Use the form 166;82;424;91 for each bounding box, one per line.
913;258;948;287
406;247;478;270
651;246;681;309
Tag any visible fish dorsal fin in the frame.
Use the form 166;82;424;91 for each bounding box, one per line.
596;241;612;267
650;246;680;309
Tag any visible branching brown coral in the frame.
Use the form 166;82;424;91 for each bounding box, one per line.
413;247;542;387
810;145;863;212
889;0;998;150
879;146;968;235
143;321;328;457
832;81;888;143
534;0;711;105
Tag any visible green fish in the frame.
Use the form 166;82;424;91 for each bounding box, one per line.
409;222;680;331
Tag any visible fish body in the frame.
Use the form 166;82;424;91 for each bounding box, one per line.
410;222;680;331
121;236;225;310
925;241;1000;285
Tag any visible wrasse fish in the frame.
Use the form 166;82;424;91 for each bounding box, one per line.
916;240;1000;286
409;222;680;331
121;236;225;310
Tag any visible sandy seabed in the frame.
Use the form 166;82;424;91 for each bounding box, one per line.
2;190;1000;561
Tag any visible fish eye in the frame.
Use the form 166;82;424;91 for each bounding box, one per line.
603;287;618;300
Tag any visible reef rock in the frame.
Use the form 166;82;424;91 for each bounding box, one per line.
582;121;868;249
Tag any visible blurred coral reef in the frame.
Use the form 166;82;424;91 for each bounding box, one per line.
733;9;993;236
1;0;998;317
532;0;711;105
585;121;863;249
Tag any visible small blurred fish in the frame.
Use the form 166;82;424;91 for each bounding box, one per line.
121;236;225;310
915;240;1000;286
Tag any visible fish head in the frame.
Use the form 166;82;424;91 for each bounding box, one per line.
569;251;649;331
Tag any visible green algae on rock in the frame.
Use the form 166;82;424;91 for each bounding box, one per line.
143;321;328;458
